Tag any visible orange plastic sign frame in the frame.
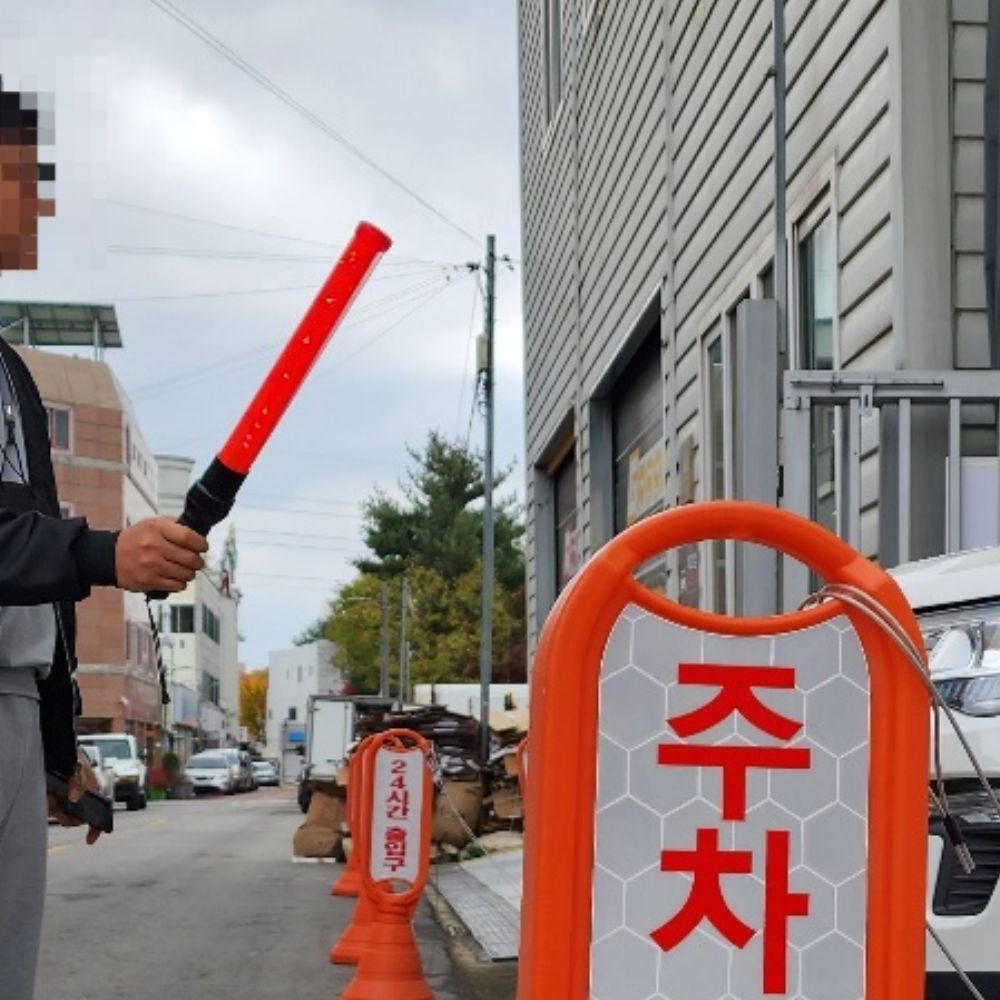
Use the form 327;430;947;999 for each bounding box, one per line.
517;501;930;1000
357;729;433;913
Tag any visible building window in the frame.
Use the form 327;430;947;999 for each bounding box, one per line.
797;205;837;533
553;446;578;592
288;706;297;722
798;212;835;370
170;605;195;633
44;405;71;451
202;673;220;705
297;665;303;684
201;606;220;644
543;0;562;123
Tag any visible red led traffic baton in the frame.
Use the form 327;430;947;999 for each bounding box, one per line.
172;220;391;539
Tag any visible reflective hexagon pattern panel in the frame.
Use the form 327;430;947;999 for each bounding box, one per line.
591;605;869;1000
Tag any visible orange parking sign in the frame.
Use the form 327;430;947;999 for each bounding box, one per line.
517;501;930;1000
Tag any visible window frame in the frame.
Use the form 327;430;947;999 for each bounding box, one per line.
791;191;840;372
43;403;72;453
791;187;842;537
171;604;195;634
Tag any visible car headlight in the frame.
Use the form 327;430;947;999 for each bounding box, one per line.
935;673;1000;717
922;612;1000;717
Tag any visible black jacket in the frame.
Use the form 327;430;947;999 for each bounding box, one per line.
0;340;118;779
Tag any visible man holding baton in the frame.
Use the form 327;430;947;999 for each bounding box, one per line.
1;79;208;1000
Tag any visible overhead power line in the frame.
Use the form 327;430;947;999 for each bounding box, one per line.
129;272;456;398
238;539;357;553
115;283;317;303
104;198;344;250
146;0;480;246
240;491;358;507
238;570;345;584
237;505;358;519
455;277;481;438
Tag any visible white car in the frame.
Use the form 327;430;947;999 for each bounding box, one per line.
891;547;1000;998
251;760;279;787
186;752;235;795
77;733;147;811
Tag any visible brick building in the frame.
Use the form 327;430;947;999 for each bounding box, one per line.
14;345;163;752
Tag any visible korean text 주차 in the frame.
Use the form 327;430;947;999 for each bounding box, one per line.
652;663;811;995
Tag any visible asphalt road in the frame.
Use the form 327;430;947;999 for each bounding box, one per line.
36;786;467;1000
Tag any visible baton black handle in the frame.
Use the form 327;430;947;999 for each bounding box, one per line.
147;458;246;601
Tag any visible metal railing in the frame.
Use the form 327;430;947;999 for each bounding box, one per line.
781;370;1000;608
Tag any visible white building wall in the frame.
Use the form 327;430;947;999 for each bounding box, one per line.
264;640;342;758
153;455;240;748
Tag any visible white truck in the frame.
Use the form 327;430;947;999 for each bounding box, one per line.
891;547;1000;998
297;696;356;812
77;732;148;811
296;695;394;812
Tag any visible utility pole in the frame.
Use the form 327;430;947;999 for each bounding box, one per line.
479;234;496;767
379;581;390;699
398;576;410;704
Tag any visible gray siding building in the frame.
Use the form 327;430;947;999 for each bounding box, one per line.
519;0;996;650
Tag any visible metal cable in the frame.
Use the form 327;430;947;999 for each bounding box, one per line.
802;582;999;998
926;923;988;1000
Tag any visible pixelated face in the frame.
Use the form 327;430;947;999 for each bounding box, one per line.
0;141;55;271
0;90;55;272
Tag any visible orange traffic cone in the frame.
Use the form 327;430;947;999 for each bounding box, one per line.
329;890;376;965
331;837;361;897
340;904;436;1000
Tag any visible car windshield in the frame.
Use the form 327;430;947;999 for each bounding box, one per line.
188;757;227;769
252;762;273;772
84;739;132;760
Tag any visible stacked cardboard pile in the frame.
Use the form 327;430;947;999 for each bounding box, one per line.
482;747;524;832
481;708;528;833
292;781;347;859
359;705;485;847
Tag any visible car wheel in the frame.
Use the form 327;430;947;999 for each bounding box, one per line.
138;790;147;810
126;790;141;811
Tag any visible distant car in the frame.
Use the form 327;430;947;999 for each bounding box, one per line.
251;760;279;786
80;744;116;803
215;748;250;792
186;753;234;795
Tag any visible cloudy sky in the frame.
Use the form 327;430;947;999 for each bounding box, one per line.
2;0;524;668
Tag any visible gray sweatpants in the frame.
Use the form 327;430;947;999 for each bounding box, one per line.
0;694;46;1000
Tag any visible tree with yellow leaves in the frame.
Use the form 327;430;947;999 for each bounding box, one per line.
239;669;268;744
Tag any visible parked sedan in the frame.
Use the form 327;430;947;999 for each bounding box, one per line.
251;760;279;786
186;753;234;795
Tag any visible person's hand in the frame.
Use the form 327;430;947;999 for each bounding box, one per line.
47;748;102;845
115;517;208;593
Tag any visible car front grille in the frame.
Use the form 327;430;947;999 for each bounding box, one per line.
930;815;1000;916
